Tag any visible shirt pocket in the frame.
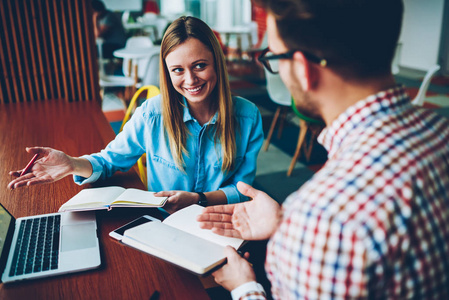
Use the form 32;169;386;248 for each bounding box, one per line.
151;154;180;171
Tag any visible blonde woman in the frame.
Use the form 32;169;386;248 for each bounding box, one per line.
8;16;264;215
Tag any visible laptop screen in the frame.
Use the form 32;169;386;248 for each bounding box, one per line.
0;203;14;276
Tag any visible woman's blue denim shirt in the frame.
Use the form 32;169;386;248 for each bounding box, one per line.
74;94;264;204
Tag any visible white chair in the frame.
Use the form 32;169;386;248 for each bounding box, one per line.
411;64;440;106
140;12;159;41
122;11;131;27
122;36;154;79
96;38;107;77
141;45;161;88
263;62;325;176
99;37;155;105
392;43;402;75
263;62;292;152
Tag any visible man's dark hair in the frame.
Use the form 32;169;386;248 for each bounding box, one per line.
255;0;404;79
92;0;106;12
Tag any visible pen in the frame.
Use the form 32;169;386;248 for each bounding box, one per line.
20;153;39;176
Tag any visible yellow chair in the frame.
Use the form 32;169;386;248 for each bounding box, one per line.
120;85;161;188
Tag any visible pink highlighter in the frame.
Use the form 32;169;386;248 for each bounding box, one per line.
20;154;39;176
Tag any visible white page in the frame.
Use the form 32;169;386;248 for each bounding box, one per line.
112;188;167;206
162;204;243;249
60;186;125;209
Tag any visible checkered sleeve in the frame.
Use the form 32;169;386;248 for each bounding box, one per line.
231;281;267;300
267;204;372;299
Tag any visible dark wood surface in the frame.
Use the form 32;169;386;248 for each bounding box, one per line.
0;100;209;300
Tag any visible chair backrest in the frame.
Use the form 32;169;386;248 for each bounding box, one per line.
120;85;161;132
391;43;402;75
123;37;154;78
141;46;161;87
120;85;160;189
264;64;291;107
122;11;131;27
96;38;106;77
411;64;440;106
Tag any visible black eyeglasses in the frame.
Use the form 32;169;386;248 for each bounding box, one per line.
258;47;327;74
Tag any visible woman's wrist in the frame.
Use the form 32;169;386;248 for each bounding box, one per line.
71;157;93;178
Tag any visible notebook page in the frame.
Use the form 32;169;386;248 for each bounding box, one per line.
59;186;125;210
112;189;167;206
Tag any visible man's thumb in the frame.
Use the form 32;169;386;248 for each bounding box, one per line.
237;181;257;199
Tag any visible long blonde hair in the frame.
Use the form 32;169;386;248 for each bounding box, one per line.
159;16;236;172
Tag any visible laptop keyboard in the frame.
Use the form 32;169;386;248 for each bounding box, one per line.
9;215;61;276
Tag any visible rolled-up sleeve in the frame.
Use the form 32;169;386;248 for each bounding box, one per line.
73;106;147;185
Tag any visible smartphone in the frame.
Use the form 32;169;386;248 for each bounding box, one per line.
109;215;160;241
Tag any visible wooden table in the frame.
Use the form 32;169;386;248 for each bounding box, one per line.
0;100;209;300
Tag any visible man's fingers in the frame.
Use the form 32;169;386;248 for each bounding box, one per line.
197;212;233;222
202;204;235;214
199;220;234;229
211;227;243;239
236;181;259;199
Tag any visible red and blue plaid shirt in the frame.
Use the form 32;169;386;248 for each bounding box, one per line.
264;86;449;299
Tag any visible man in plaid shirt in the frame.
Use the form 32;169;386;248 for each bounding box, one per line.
198;0;449;299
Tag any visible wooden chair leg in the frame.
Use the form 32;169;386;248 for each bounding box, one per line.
287;119;308;177
264;106;282;151
303;125;321;161
122;87;129;108
236;35;242;60
277;107;287;139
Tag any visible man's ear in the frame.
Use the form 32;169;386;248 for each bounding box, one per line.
292;51;318;91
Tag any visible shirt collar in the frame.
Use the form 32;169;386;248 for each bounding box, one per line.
181;97;218;125
318;85;410;158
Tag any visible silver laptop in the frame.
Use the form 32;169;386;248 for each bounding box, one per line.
0;202;101;283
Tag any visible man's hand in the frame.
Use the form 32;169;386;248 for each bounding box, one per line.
197;181;281;240
212;246;256;291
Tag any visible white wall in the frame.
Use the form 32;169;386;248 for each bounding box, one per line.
399;0;445;71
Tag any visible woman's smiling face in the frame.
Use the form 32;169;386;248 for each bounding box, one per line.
165;37;217;105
